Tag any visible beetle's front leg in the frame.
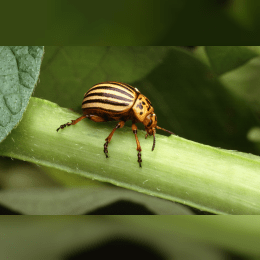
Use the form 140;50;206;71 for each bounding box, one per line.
132;123;142;167
104;121;125;158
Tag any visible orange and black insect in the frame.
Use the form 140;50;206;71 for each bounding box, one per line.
57;82;175;167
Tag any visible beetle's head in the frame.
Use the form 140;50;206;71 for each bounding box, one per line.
143;113;157;151
144;113;157;136
143;113;175;151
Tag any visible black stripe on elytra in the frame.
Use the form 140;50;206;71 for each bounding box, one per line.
86;86;134;98
110;82;137;93
86;92;133;102
83;99;129;106
83;106;129;114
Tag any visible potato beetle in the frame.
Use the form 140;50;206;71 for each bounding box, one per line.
57;81;175;167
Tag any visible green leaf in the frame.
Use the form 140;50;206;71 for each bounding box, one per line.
0;187;193;215
0;46;44;142
1;97;260;214
205;46;258;75
219;55;260;112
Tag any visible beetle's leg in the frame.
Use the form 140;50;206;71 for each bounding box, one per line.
132;123;142;167
56;115;88;131
88;115;107;122
104;121;125;158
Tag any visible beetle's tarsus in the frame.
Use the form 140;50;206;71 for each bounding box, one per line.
104;140;109;158
138;151;142;167
57;123;71;132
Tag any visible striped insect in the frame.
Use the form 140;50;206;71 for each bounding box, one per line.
57;82;175;167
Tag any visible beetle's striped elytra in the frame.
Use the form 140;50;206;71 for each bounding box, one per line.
57;81;175;167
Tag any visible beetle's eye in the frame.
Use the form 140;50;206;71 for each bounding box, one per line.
147;119;153;127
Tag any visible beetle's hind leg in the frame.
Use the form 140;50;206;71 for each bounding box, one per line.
104;121;125;158
56;115;88;131
132;123;142;167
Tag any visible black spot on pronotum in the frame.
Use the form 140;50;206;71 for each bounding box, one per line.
136;102;143;110
145;98;151;105
140;112;143;115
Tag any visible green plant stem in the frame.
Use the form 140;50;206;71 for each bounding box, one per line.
1;97;260;214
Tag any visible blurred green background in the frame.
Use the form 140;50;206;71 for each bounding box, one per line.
2;0;260;45
1;216;260;259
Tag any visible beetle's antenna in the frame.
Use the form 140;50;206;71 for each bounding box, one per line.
156;126;175;135
152;132;156;151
